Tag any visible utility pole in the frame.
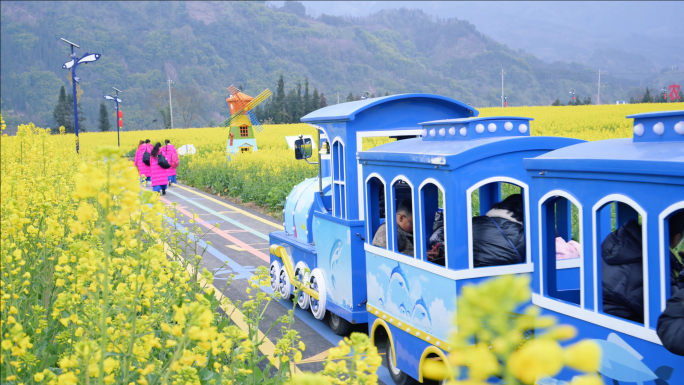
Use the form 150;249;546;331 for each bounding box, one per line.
500;69;506;108
337;91;340;104
167;78;174;129
597;69;602;105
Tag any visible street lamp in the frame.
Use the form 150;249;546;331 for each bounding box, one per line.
569;89;576;105
104;87;123;146
61;38;101;154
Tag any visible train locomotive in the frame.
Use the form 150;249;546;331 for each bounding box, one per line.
268;94;684;384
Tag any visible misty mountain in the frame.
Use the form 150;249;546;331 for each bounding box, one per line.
1;1;672;133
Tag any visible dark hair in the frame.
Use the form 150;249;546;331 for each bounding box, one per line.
145;139;151;144
165;139;170;144
397;199;412;217
492;193;524;223
670;210;684;241
139;140;144;146
151;142;161;157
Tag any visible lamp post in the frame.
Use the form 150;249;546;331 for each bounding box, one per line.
569;89;575;105
61;38;101;153
104;87;123;146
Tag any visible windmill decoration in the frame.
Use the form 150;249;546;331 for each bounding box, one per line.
221;85;272;155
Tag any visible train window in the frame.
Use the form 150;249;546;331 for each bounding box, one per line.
367;176;387;248
469;181;526;268
540;193;582;307
392;178;415;257
420;182;446;267
662;208;684;304
595;198;646;325
332;140;346;219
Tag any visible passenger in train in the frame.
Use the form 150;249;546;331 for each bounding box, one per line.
472;194;525;267
601;211;684;324
372;199;414;256
427;211;445;266
657;288;684;356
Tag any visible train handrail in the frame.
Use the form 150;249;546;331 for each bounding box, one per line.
270;245;320;300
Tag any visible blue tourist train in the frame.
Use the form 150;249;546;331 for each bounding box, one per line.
267;94;684;384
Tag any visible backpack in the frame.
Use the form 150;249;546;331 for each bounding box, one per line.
142;150;151;166
157;153;171;169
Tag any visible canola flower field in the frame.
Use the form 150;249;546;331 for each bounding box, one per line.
2;102;682;384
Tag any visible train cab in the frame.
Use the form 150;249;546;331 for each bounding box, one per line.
269;94;478;330
359;116;582;383
524;110;684;383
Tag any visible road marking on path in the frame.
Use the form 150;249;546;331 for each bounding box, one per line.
174;184;282;229
166;189;270;241
159;193;395;384
160;196;271;263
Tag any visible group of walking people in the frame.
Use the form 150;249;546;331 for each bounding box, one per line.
133;139;179;195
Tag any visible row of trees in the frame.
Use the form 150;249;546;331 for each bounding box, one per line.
53;85;120;132
551;95;592;106
630;87;683;104
253;75;328;124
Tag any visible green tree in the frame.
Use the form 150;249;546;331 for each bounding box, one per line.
274;74;286;124
311;87;320;112
641;87;652;103
551;98;561;106
583;95;592;105
53;85;68;129
98;102;111;132
303;77;311;115
347;92;354;102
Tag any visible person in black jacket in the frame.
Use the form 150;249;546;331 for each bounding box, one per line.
472;194;525;267
657;289;684;356
602;211;684;324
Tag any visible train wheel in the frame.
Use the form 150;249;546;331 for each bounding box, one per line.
386;340;419;385
294;262;310;310
329;312;352;336
309;268;327;320
278;266;292;300
269;261;281;293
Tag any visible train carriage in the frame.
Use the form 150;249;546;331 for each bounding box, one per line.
359;116;582;384
524;110;684;384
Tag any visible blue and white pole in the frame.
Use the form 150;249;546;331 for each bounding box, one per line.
104;91;123;146
61;38;101;153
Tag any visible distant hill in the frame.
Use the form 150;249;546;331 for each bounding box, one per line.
0;1;654;133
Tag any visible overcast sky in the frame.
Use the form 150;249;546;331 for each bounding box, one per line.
267;1;684;71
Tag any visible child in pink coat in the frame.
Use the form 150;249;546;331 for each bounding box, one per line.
161;140;179;186
134;140;152;186
149;142;168;195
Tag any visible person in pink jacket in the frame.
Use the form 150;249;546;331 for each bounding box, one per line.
161;139;179;187
134;140;152;187
150;142;168;195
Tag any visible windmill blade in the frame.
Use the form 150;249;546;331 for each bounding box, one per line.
246;110;264;133
246;89;272;110
227;84;240;97
220;108;246;127
104;95;115;100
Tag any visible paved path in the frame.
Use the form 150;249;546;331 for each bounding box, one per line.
152;183;394;384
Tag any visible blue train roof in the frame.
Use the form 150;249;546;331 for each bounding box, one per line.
357;136;583;170
524;138;684;177
301;93;477;123
525;109;684;177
